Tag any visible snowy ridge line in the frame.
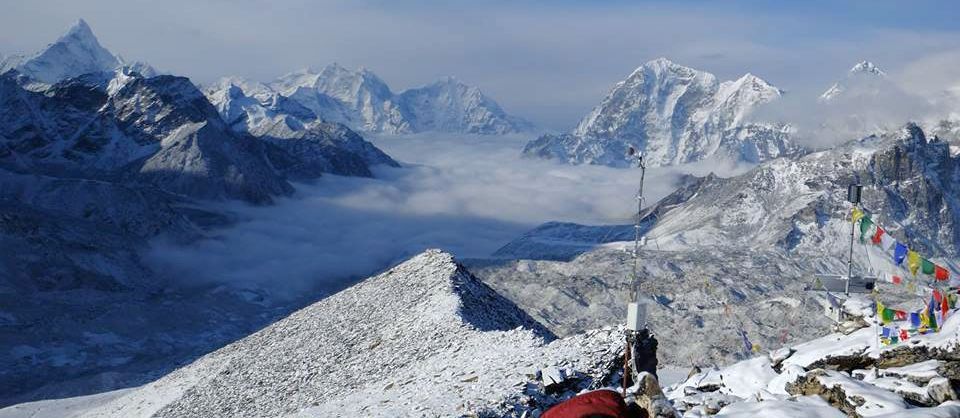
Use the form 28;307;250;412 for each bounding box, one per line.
79;250;626;417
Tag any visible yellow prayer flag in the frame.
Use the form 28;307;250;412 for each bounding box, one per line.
908;250;921;276
852;207;865;224
877;300;885;319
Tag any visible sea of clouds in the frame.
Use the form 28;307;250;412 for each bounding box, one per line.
145;134;750;298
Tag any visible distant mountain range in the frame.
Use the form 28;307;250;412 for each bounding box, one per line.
522;58;949;168
258;65;534;135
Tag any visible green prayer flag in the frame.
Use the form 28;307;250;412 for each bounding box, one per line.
882;307;896;323
859;217;874;241
922;258;935;275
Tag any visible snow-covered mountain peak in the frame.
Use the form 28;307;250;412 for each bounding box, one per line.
205;76;274;103
317;63;393;101
625;57;716;88
821;60;890;102
268;63;530;134
850;60;886;77
58;18;99;46
528;58;794;167
639;56;691;73
15;18;121;84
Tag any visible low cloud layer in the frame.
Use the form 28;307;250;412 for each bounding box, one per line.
146;134;750;298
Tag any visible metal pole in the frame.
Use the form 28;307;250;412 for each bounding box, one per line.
632;159;645;303
847;202;856;297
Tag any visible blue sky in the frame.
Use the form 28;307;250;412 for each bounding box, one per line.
1;0;958;130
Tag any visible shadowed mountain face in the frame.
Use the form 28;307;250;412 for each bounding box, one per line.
0;21;402;406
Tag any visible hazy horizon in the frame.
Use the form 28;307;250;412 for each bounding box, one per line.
4;0;960;131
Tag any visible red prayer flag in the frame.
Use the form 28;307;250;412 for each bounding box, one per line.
943;295;950;318
900;328;909;341
872;227;885;245
894;310;907;320
935;265;950;282
892;275;903;285
934;289;943;303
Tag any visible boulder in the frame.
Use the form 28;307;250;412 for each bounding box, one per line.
928;377;958;404
632;372;680;418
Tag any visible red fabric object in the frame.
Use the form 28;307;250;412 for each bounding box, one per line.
892;275;903;285
872;227;885;245
935;265;950;282
900;328;909;341
943;295;950;318
934;290;943;303
542;390;630;418
894;310;907;321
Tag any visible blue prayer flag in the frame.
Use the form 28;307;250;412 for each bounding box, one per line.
910;312;922;328
894;243;908;265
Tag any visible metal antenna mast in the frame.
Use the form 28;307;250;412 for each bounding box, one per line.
623;145;646;396
631;148;647;303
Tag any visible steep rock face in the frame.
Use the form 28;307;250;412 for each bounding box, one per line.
135;121;293;203
0;71;293;203
85;250;628;417
523;58;796;167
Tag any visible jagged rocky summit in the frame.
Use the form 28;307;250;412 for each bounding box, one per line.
0;19;155;85
82;250;627;417
207;64;534;136
522;58;797;167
